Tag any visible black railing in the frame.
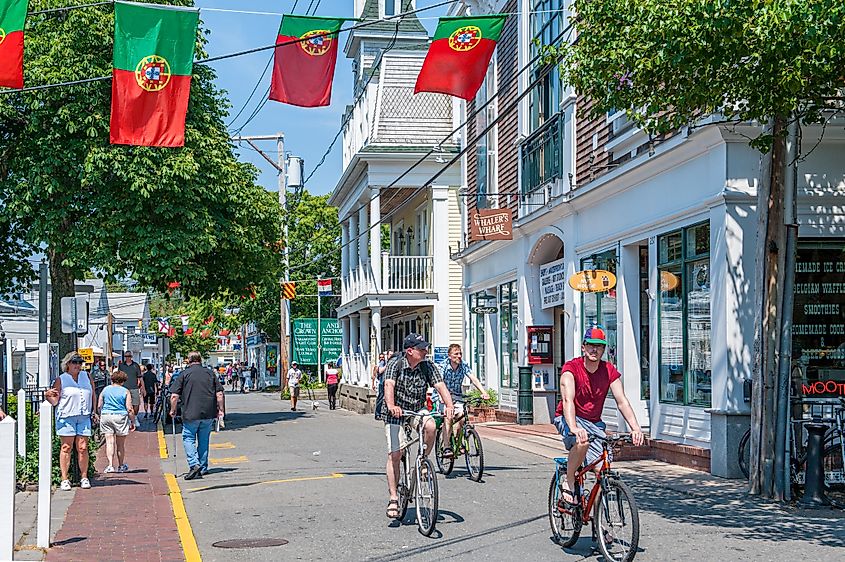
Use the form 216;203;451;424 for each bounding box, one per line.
520;112;565;196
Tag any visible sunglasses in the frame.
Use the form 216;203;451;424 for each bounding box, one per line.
69;360;84;365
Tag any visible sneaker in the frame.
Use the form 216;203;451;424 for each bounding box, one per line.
104;466;115;474
60;479;72;491
184;465;203;481
80;478;91;489
118;464;129;473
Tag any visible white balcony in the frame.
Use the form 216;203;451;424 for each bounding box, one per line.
341;254;433;304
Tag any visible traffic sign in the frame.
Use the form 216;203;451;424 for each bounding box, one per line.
60;295;89;334
78;348;94;363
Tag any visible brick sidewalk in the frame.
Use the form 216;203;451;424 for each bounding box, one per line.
47;424;184;562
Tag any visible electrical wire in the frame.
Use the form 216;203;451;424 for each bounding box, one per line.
226;53;275;129
28;1;112;16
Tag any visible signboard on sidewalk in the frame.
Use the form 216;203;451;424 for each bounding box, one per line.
292;319;342;365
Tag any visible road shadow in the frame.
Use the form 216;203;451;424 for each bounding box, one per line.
221;410;305;431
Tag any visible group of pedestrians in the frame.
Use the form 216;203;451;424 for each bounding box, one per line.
226;362;258;393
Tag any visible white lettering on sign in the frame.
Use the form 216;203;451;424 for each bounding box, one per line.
539;257;566;310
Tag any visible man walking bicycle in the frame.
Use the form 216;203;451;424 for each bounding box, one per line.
170;352;224;481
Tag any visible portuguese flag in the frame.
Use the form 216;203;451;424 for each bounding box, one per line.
415;15;507;101
110;1;199;147
0;0;28;89
269;15;345;108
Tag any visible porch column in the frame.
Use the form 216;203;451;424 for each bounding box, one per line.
349;313;360;355
341;220;350;279
371;306;382;353
430;185;450;349
341;316;350;357
370;189;382;292
358;203;369;270
359;309;371;355
348;212;359;277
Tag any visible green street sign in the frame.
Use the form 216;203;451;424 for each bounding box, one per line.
292;318;342;365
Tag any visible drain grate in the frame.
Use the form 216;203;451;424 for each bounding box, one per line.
212;539;289;549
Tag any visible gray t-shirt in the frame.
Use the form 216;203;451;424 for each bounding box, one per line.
119;361;142;391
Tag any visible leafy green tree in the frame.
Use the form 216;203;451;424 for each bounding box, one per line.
556;0;845;498
149;292;241;359
0;1;282;353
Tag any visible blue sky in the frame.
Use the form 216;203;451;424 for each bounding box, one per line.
194;0;449;197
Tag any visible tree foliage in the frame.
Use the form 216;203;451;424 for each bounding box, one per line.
149;292;241;359
559;0;845;146
0;1;282;352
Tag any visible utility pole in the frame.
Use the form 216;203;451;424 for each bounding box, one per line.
230;134;289;386
106;312;114;370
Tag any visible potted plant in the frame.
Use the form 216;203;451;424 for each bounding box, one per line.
466;389;498;423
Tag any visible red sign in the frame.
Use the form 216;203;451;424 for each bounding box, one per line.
469;208;513;241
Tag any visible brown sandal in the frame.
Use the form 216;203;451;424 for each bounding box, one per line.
386;499;400;518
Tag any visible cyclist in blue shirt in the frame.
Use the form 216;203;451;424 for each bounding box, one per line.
438;344;488;458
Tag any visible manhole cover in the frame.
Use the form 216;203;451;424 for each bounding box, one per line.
212;539;289;549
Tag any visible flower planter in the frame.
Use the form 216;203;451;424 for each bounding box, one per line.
469;407;497;424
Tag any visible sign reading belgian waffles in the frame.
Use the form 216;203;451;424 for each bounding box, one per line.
414;15;507;100
568;269;617;293
469;208;513;241
269;15;345;108
110;1;199;147
0;0;28;89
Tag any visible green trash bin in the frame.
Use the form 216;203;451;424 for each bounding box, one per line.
518;366;533;425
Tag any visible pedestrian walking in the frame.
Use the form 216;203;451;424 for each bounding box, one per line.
141;363;158;421
326;361;340;410
98;369;136;473
241;363;251;393
287;361;303;411
169;352;225;480
45;352;98;491
250;364;258;390
372;352;388;420
118;351;143;417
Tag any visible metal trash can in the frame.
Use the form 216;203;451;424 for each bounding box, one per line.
518;366;534;425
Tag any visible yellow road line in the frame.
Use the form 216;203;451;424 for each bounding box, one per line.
210;455;249;465
210;442;236;450
188;473;344;493
165;473;202;562
157;428;168;459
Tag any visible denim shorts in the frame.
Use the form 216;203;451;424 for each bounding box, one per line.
553;415;608;465
56;414;92;437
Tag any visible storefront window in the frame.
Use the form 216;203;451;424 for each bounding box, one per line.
499;281;519;388
792;241;845;405
472;291;492;385
581;249;618;365
658;222;711;406
639;246;650;400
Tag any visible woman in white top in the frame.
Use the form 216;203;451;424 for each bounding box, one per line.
45;352;98;491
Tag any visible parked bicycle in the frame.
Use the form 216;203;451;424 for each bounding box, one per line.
434;406;484;481
549;433;640;562
396;410;443;536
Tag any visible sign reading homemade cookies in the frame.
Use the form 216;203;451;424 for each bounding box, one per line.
469;208;513;241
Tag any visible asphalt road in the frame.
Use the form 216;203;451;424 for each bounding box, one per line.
164;392;845;562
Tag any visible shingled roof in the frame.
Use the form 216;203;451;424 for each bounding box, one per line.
360;0;427;35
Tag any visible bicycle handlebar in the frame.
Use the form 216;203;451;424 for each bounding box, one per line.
588;433;634;445
400;409;445;419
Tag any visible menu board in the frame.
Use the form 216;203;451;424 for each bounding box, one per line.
792;243;845;395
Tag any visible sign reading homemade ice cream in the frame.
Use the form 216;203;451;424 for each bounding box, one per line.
470;208;513;241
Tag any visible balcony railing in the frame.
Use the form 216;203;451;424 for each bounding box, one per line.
520;112;565;196
341;255;434;304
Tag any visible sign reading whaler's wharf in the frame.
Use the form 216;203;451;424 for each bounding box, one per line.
469;208;513;241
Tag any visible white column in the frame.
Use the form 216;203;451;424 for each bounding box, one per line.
619;243;648;426
370;190;382;291
349;313;360;354
359;309;371;354
358;203;369;270
430;185;450;349
17;389;25;457
348;212;359;277
341;221;350;279
37;401;52;549
341;316;350;356
0;417;14;561
371;306;382;353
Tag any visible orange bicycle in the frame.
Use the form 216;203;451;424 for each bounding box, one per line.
548;434;639;562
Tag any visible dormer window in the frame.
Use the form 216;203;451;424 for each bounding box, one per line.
384;0;396;16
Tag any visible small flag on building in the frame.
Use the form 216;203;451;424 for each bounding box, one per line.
0;0;28;89
167;326;176;337
180;315;190;332
414;15;507;100
184;327;194;336
200;328;211;339
282;282;296;300
109;1;199;146
157;318;170;334
317;278;332;296
269;15;345;107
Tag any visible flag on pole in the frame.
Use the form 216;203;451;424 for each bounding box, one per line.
110;1;199;146
167;326;176;337
0;0;28;89
282;282;296;300
180;315;190;332
317;278;332;296
157;318;170;334
269;15;345;107
414;15;507;100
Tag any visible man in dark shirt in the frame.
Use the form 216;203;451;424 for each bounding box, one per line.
118;351;143;417
141;364;158;420
170;351;224;480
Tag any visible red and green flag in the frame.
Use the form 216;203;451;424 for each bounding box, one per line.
0;0;28;89
415;15;507;100
269;15;345;108
110;1;199;147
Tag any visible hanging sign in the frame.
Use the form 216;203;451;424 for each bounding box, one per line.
469;208;513;241
568;269;617;293
660;270;680;291
539;257;567;309
471;305;498;314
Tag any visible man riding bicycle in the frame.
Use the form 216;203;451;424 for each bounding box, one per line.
555;325;644;510
437;343;488;458
382;333;454;519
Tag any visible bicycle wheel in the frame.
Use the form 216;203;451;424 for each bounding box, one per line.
594;477;639;562
792;445;845;489
415;457;439;536
464;427;484;482
738;429;751;479
434;426;454;475
548;470;581;547
397;453;411;521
